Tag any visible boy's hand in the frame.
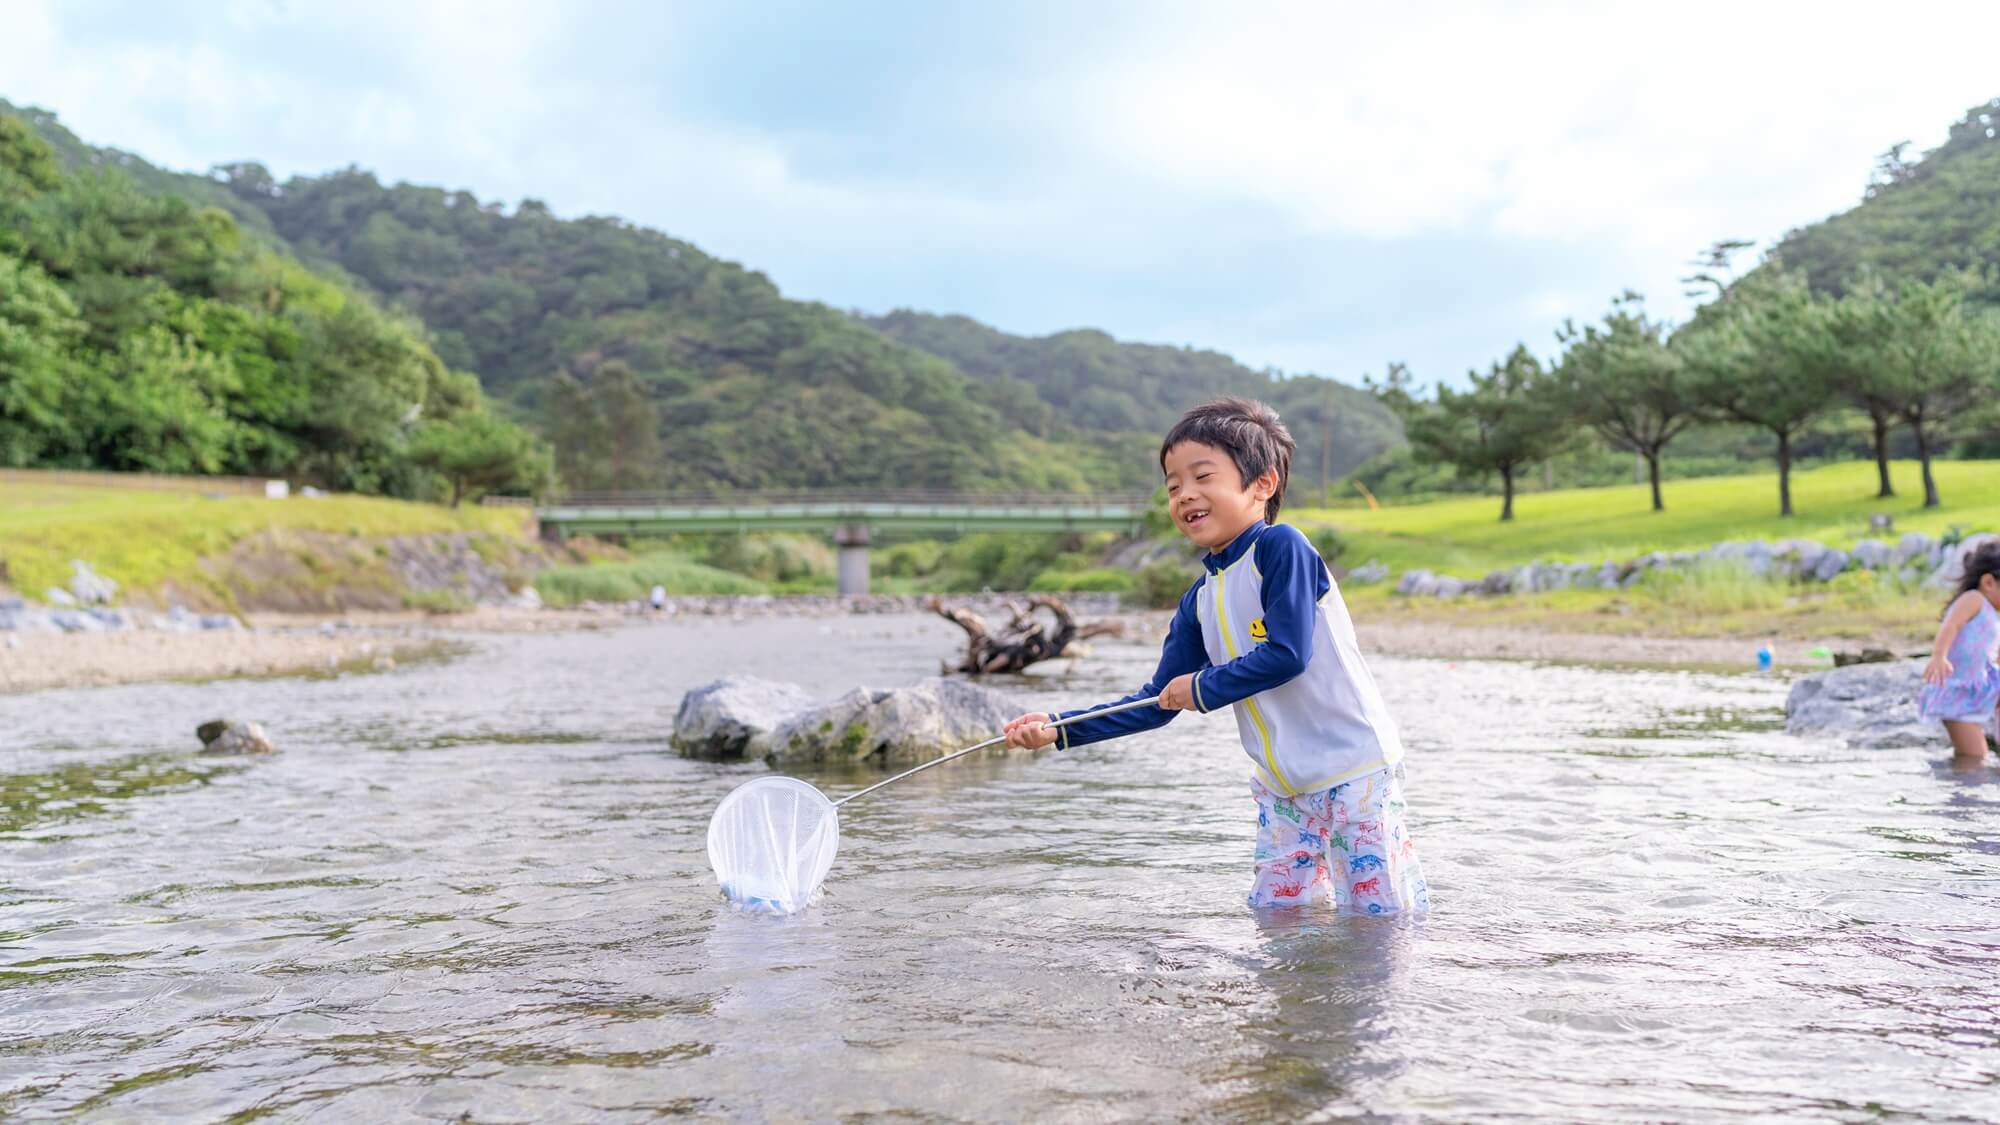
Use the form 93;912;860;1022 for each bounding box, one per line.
1160;672;1200;711
1003;711;1059;749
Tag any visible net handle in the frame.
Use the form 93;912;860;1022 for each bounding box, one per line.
831;694;1163;808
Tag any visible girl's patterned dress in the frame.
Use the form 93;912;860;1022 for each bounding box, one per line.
1919;599;2000;724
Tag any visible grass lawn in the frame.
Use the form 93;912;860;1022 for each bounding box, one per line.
1290;460;2000;576
1283;460;2000;647
1341;581;1939;647
0;482;529;603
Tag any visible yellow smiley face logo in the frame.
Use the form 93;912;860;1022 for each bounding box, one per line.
1248;617;1267;643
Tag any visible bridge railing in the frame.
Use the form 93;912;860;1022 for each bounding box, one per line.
542;490;1159;509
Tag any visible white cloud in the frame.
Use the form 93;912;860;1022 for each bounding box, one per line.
1079;1;2000;317
4;0;1997;381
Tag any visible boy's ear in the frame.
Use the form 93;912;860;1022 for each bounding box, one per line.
1251;468;1280;501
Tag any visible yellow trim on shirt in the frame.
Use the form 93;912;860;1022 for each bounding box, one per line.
1213;568;1293;794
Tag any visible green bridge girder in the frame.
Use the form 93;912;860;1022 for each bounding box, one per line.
534;494;1156;538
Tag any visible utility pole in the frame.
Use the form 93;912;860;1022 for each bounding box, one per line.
1320;390;1336;505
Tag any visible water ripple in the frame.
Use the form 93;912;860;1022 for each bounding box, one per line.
0;614;1996;1120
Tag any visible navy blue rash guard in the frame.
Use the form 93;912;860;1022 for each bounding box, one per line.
1050;521;1329;749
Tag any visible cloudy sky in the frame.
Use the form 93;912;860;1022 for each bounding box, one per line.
5;0;1997;386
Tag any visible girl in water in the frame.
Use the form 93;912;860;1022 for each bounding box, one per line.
1920;540;2000;766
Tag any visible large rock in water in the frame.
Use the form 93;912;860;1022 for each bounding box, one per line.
197;719;276;754
671;676;815;760
767;678;1020;766
1784;660;1937;748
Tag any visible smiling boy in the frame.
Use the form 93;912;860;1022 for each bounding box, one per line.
1004;397;1428;914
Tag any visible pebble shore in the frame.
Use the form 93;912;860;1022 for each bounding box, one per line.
0;587;1867;695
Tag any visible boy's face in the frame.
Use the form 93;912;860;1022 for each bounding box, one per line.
1162;440;1276;552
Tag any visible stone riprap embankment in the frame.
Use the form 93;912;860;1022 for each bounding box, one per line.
3;554;546;635
1382;531;1998;599
6;561;236;632
2;599;245;634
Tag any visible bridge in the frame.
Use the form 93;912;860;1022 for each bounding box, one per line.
532;491;1156;595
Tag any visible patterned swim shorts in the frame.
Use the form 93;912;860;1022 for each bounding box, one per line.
1248;768;1429;914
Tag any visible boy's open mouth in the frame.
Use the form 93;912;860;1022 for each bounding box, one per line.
1181;507;1210;527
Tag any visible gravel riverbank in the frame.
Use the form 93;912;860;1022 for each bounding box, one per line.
0;589;1867;695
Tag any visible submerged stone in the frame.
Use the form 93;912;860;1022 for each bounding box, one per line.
197;719;277;754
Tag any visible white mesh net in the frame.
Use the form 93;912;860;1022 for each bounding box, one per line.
707;776;841;914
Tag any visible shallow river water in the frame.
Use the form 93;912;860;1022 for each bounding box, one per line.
3;614;1998;1121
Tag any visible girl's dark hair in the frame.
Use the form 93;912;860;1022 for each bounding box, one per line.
1159;397;1295;523
1945;539;2000;616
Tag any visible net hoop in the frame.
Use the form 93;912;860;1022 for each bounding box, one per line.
706;775;841;914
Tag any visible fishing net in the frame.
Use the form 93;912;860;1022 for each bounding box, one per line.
706;776;841;914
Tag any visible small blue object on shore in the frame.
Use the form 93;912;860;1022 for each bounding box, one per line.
1756;644;1773;671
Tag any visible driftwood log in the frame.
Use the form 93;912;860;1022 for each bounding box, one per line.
1831;648;1926;667
927;595;1125;675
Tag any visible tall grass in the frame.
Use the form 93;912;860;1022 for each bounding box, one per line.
533;553;768;605
1627;559;1789;614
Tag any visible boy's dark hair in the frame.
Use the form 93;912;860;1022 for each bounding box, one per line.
1159;397;1295;523
1944;540;2000;617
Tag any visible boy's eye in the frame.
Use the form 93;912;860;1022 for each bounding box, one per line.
1196;473;1212;482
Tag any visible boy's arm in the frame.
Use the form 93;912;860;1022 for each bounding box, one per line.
1193;523;1327;711
1050;579;1209;749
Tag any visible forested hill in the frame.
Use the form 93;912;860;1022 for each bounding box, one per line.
216;166;1400;493
11;100;1400;495
864;311;1403;486
1769;97;2000;302
211;166;1132;493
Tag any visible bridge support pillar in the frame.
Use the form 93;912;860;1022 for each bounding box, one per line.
832;524;871;596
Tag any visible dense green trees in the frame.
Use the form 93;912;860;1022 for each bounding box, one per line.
1768;98;2000;302
1375;268;2000;521
1554;295;1695;511
203;165;1105;494
545;361;662;493
1672;270;2000;514
1372;350;1570;522
408;411;552;507
1680;273;1836;517
0;253;79;465
865;310;1405;494
1865;275;2000;507
0;111;548;499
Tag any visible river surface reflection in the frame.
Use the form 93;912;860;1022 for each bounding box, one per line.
2;614;1996;1120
